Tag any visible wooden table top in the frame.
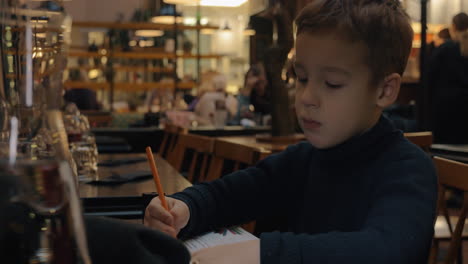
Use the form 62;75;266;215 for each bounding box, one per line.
79;153;191;198
217;134;305;153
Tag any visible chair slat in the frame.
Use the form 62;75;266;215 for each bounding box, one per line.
404;131;433;152
170;133;215;183
431;156;468;264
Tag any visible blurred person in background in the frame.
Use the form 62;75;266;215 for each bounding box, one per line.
194;73;237;126
428;12;468;143
63;69;101;111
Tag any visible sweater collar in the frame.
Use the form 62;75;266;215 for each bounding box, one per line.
315;115;399;164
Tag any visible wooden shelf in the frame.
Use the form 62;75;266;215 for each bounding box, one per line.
66;65;174;73
113;66;174;73
64;81;195;91
72;21;219;31
178;54;222;59
68;50;221;60
113;51;176;59
66;20;217;98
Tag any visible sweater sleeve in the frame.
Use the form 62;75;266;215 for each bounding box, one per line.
172;143;302;239
260;151;437;264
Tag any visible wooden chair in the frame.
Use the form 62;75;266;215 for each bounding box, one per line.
82;110;113;127
204;139;269;182
160;123;187;162
404;131;433;152
204;139;271;233
430;156;468;264
170;133;215;183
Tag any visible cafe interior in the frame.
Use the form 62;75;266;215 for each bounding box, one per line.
1;0;468;263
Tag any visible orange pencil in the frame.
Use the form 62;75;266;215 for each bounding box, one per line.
145;146;169;211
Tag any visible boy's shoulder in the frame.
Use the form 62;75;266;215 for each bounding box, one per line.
388;134;432;162
374;133;435;178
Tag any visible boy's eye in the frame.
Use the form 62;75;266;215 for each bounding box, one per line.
325;81;343;89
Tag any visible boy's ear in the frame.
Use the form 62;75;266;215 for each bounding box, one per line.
376;73;401;108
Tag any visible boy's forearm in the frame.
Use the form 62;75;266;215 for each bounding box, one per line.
172;148;298;238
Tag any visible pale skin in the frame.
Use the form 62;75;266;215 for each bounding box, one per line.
144;30;401;263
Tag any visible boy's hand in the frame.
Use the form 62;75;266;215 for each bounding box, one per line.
144;197;190;238
190;240;260;264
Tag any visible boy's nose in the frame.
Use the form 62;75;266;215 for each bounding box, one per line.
298;85;320;108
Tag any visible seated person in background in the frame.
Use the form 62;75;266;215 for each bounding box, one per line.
426;27;452;58
63;69;101;111
428;12;468;143
145;1;437;263
231;65;265;125
194;73;237;126
249;63;271;117
434;27;452;47
64;88;100;111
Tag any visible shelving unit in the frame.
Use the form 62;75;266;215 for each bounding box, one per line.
66;20;222;110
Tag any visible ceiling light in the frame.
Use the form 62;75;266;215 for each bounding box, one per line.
221;22;231;31
135;30;164;37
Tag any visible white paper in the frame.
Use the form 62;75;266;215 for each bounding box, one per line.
184;226;258;253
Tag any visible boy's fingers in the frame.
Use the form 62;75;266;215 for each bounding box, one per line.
144;214;177;235
146;203;174;226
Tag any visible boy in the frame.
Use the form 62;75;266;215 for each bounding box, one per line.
145;0;437;263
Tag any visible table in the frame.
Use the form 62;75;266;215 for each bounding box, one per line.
79;153;191;219
217;134;306;153
430;144;468;164
92;126;271;153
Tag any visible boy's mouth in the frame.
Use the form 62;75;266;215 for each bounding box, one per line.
301;118;322;130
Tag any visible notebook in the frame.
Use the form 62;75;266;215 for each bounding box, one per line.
183;226;258;253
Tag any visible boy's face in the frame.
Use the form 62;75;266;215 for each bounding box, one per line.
294;32;381;149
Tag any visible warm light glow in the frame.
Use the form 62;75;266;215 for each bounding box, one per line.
243;29;255;36
201;28;216;35
183;17;209;26
165;0;248;7
139;40;155;47
35;32;47;38
163;0;199;4
184;17;197;25
151;16;184;24
199;0;248;7
135;29;164;37
88;69;100;79
32;19;48;24
200;18;209;25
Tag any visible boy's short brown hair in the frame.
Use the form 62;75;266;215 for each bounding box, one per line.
295;0;414;86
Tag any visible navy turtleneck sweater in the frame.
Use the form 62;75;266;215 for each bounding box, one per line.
173;116;437;264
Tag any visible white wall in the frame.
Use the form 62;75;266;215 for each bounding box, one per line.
405;0;468;25
429;0;466;24
64;0;140;22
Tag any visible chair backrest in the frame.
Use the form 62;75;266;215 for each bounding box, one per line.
404;131;433;152
433;156;468;264
82;110;113;127
170;133;215;183
160;123;187;161
204;139;270;182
